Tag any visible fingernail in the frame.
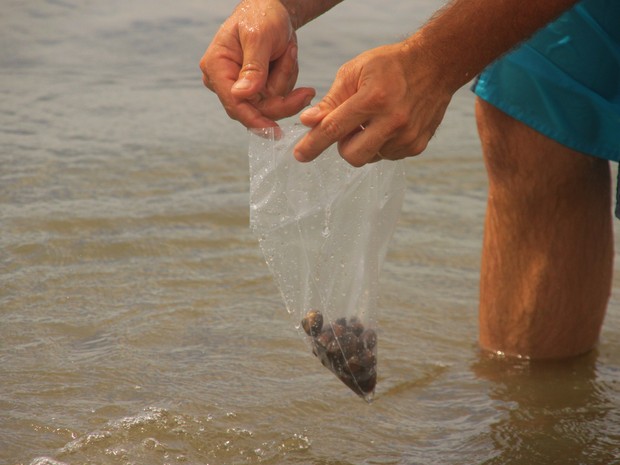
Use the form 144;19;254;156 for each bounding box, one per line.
290;44;298;61
301;106;320;118
233;77;252;90
303;95;313;107
293;149;306;162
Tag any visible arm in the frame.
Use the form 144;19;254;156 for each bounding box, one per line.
409;0;581;92
199;0;343;129
294;0;581;165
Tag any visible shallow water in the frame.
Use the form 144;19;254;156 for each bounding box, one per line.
2;1;620;464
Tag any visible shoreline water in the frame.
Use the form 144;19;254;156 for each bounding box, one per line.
2;1;620;464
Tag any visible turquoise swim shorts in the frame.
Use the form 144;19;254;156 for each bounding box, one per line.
473;0;620;162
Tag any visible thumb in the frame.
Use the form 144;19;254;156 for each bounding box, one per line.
231;38;273;98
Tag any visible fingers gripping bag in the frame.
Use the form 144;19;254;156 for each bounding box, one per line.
248;125;405;402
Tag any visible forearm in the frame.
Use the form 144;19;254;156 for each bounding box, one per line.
406;0;581;91
280;0;344;29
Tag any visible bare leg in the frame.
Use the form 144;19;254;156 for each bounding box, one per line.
476;98;613;359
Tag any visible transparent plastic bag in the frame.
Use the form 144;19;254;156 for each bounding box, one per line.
248;124;405;401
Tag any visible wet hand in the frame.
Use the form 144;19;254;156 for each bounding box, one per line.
199;0;315;129
294;41;453;166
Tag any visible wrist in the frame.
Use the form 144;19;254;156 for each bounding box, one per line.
399;35;467;96
279;0;344;30
279;0;303;30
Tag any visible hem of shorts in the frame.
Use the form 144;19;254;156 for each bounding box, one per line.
474;92;620;163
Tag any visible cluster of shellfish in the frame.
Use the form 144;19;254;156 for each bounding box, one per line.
301;309;377;398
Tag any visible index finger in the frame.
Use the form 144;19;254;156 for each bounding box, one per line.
218;88;280;129
293;93;370;162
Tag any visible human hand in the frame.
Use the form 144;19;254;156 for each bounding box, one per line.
199;0;315;129
294;41;454;166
